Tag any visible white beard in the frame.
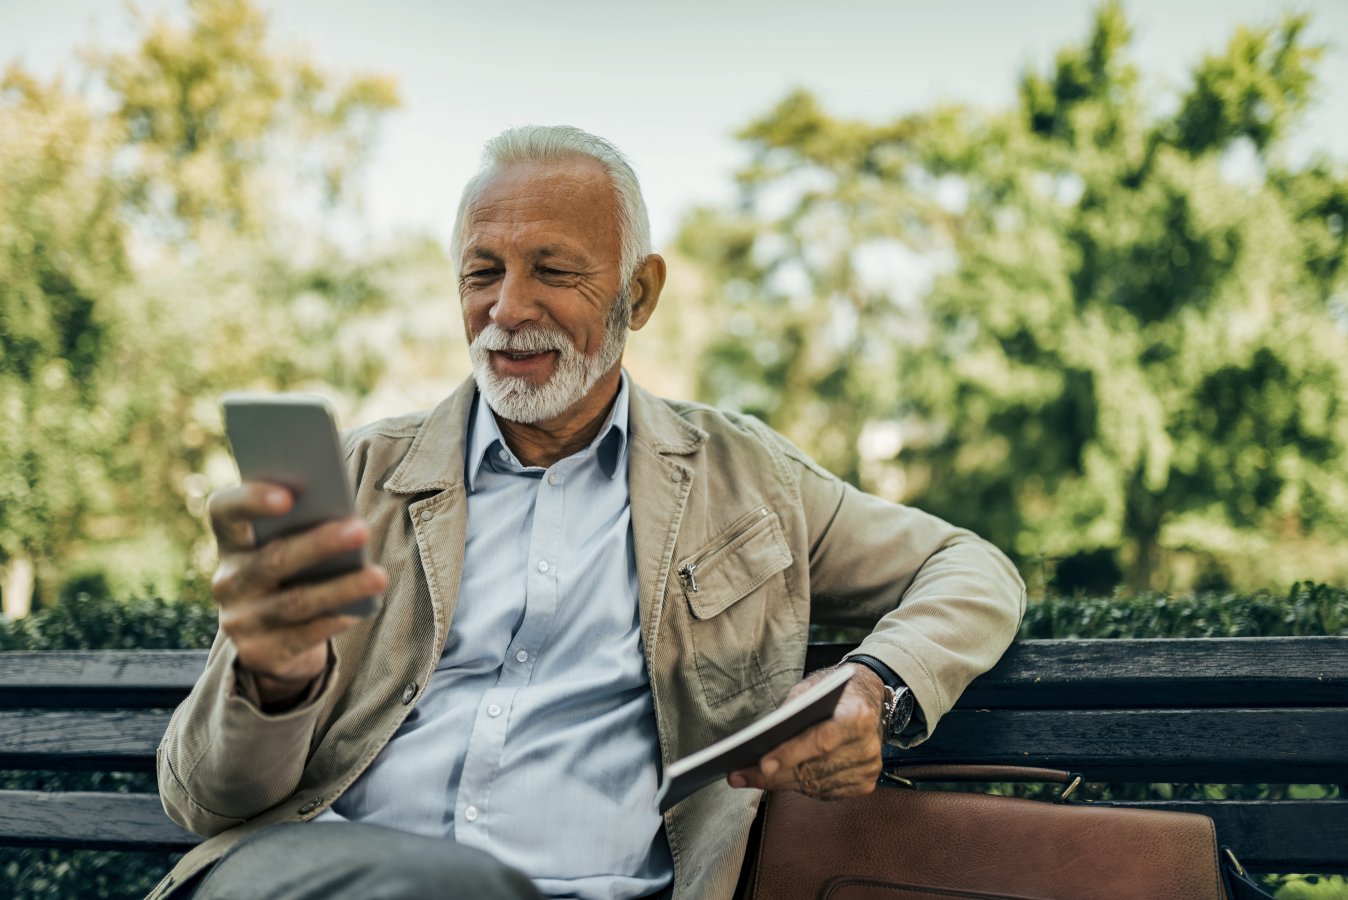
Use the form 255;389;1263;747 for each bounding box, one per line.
469;290;631;424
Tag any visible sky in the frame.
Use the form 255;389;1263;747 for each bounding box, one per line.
3;0;1346;249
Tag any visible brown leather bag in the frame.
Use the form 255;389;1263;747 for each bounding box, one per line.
743;765;1271;900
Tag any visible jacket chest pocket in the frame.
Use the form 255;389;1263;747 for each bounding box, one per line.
676;507;796;707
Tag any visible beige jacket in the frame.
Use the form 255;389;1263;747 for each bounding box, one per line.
152;379;1025;900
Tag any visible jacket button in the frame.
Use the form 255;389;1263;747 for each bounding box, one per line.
419;508;434;522
298;798;323;815
671;470;683;483
401;681;418;704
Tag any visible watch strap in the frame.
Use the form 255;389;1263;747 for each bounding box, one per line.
847;654;915;743
847;654;904;690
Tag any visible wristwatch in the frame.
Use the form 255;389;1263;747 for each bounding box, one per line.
848;654;916;746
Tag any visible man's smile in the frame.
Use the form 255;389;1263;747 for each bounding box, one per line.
489;348;558;379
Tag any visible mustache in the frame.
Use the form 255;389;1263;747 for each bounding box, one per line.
471;324;569;354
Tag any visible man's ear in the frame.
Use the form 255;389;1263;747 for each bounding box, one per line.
627;254;666;331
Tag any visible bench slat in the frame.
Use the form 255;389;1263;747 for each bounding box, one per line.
898;707;1348;783
0;650;208;709
810;636;1348;709
0;710;171;771
0;789;1343;871
5;637;1347;710
4;707;1346;784
0;791;198;852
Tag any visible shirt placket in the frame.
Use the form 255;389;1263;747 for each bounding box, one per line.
454;455;571;847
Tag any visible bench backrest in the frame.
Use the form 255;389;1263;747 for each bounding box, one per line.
2;637;1346;871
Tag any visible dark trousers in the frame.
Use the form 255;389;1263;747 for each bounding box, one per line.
184;821;543;900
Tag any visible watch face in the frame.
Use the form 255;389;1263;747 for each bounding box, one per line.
885;687;915;740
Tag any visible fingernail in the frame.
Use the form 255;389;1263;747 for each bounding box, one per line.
728;774;746;788
267;489;288;510
341;520;366;542
761;758;779;777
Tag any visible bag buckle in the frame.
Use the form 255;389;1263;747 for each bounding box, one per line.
1056;773;1083;803
878;771;915;788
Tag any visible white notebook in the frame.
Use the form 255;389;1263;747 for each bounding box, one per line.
656;664;856;812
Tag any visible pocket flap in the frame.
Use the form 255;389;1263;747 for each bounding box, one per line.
680;508;792;619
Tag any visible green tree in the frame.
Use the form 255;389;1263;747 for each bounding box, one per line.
676;90;960;486
0;0;408;613
0;69;127;616
679;3;1348;591
96;0;397;242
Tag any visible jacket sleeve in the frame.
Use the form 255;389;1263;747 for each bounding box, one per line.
770;430;1026;746
156;628;337;836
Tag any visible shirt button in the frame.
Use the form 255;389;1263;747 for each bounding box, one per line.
464;805;479;822
298;798;323;815
400;681;418;704
497;449;509;461
419;509;434;522
548;472;563;486
487;703;502;717
537;560;549;573
515;649;529;663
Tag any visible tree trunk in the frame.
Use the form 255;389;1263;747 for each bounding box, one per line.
1129;536;1157;594
1125;480;1164;593
2;555;35;618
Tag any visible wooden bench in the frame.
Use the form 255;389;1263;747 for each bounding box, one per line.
2;637;1346;875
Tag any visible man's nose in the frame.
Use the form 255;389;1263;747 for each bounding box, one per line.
490;271;541;330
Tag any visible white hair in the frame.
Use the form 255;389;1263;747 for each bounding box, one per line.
451;125;652;280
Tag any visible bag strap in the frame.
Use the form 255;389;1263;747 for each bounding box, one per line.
883;765;1084;798
884;764;1075;785
1221;848;1277;900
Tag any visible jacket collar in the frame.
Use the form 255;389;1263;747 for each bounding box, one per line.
628;380;706;457
384;378;476;494
384;373;706;495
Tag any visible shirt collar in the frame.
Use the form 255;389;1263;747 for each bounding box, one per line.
465;372;631;491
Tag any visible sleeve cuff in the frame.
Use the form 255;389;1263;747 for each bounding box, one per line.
845;644;938;747
230;651;333;716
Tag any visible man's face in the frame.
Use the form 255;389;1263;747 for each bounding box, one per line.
458;158;630;425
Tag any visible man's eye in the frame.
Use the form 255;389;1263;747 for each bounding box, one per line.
539;267;574;278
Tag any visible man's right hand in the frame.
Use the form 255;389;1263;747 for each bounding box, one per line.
208;482;388;710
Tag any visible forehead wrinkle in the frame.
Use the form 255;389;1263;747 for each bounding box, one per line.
470;164;608;212
461;161;620;265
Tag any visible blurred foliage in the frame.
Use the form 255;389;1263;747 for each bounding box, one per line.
1019;579;1346;639
813;579;1348;643
0;578;216;651
1276;876;1348;899
94;0;398;242
0;847;180;900
0;0;470;616
678;2;1348;593
0;66;128;618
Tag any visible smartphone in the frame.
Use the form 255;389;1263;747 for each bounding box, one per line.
221;393;380;617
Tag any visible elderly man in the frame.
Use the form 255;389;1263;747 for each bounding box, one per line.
152;126;1024;900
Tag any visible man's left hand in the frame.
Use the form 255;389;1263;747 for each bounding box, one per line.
727;664;886;800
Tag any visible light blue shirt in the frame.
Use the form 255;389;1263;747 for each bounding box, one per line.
323;374;672;899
